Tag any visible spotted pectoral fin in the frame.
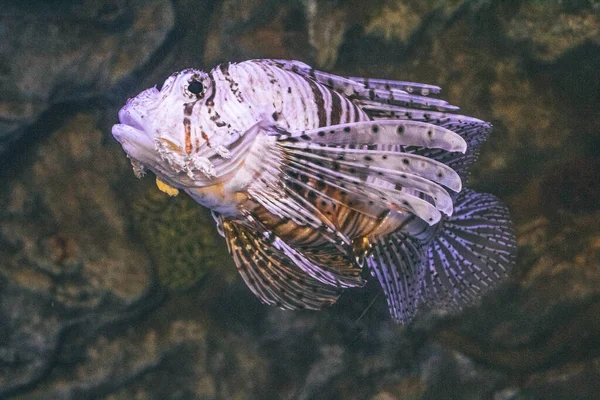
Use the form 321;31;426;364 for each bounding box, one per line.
274;120;466;225
358;103;493;181
422;189;517;311
283;145;458;215
367;232;426;324
279;151;444;225
279;120;467;153
222;219;342;310
155;177;179;196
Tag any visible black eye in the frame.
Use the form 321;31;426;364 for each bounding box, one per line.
188;80;204;95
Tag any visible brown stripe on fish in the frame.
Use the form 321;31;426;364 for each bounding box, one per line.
183;117;192;155
304;78;327;127
330;91;343;125
201;130;212;148
352;101;361;123
205;72;217;107
183;101;196;116
210;109;227;127
220;62;244;103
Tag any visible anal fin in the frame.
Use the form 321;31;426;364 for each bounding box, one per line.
367;232;425;324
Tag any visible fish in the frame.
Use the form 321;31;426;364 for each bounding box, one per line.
112;59;517;323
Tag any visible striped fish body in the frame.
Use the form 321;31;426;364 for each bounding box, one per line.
208;62;412;246
112;59;517;322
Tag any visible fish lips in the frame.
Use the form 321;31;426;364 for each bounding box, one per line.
112;102;164;174
112;122;154;164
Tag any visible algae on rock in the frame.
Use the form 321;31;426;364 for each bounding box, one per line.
131;187;226;291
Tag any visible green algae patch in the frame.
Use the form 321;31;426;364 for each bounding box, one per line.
131;186;223;291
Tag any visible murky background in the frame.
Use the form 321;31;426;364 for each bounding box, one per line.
1;1;599;399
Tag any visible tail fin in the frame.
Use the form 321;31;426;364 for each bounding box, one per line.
422;189;517;311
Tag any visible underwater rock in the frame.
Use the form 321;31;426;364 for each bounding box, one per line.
0;112;155;396
131;187;229;292
502;0;600;62
539;158;600;214
202;0;312;66
1;0;599;398
364;0;467;44
23;319;212;398
0;0;175;155
304;0;364;69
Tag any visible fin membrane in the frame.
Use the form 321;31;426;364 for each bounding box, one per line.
274;119;469;225
279;120;467;153
263;58;491;181
367;232;425;324
281;143;462;192
422;189;517;311
222;219;342;310
268;59;458;112
357;102;492;181
279;148;444;225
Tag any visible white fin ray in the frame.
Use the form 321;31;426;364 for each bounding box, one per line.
223;220;342;310
282;155;442;225
348;77;442;96
281;143;462;192
282;146;454;215
267;59;453;111
355;102;492;181
279;120;467;154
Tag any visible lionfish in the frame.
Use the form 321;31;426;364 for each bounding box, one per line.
112;59;516;323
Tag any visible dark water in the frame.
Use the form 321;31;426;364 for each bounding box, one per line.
0;1;599;399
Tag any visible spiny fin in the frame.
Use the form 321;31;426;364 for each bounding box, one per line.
264;59;485;180
222;220;342;310
348;76;442;96
268;59;364;96
281;153;443;225
367;232;425;324
283;144;457;215
267;59;457;111
269;232;365;289
239;126;365;287
358;102;492;181
281;143;462;192
156;177;179;196
278;120;467;154
422;189;517;311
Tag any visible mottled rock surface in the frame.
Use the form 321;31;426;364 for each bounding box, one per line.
131;187;230;291
1;0;599;399
0;0;175;154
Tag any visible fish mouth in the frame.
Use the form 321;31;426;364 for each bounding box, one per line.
112;87;160;159
112;122;144;147
112;122;156;165
117;103;146;133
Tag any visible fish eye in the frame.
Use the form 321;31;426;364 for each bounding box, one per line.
187;79;204;96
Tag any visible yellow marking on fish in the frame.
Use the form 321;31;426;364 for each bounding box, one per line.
156;177;179;196
159;138;182;153
352;236;372;256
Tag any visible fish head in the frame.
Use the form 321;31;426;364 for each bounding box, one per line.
112;69;218;188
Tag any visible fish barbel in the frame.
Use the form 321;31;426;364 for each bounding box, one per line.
112;59;516;323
